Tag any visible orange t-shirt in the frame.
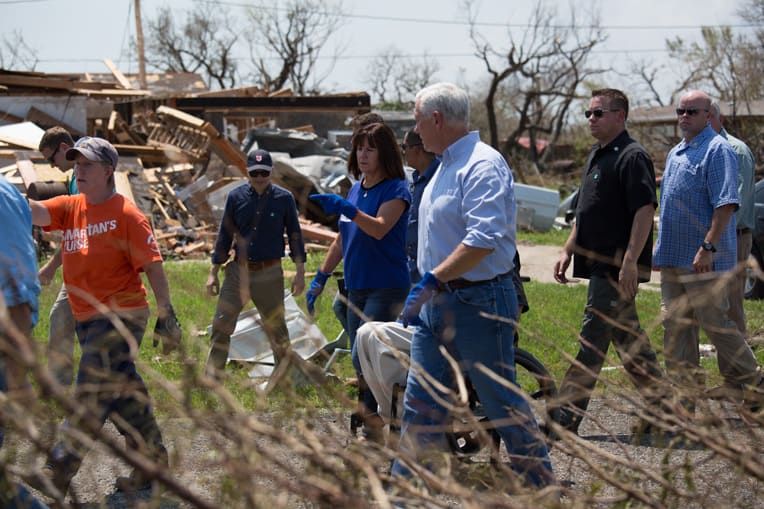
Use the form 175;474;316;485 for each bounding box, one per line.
43;194;163;321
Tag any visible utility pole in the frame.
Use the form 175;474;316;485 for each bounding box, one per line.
134;0;147;89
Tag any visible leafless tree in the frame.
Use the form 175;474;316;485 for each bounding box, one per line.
244;0;345;94
466;0;606;181
0;30;38;71
663;26;763;115
140;0;239;90
365;47;440;106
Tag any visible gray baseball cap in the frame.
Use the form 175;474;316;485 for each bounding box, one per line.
65;137;119;167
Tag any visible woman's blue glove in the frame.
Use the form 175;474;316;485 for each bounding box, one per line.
306;270;331;315
309;194;358;220
400;271;441;327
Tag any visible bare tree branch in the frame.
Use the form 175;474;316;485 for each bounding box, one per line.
140;0;239;90
0;30;38;71
466;0;606;181
245;0;345;94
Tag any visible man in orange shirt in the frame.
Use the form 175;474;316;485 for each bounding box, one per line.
29;137;179;497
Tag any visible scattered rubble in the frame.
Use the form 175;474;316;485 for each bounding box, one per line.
1;106;343;260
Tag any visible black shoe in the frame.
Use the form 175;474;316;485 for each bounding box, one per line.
26;463;72;499
114;469;155;494
743;374;764;413
631;420;692;448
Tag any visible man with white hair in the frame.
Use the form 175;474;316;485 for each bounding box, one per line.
391;82;555;489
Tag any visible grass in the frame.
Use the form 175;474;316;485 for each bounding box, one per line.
517;225;571;247
32;253;764;417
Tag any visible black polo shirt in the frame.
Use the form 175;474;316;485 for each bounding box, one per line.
572;130;657;282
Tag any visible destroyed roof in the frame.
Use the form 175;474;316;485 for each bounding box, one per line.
0;68;207;97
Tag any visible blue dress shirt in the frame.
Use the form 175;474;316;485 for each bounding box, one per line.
417;131;516;281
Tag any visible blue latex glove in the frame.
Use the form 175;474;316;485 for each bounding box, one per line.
309;194;358;220
306;270;330;315
400;271;441;327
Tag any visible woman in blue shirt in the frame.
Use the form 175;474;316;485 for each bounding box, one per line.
308;122;411;442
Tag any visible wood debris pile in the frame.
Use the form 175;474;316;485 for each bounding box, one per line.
0;106;338;260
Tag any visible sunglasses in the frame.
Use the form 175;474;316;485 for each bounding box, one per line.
584;109;619;119
401;142;422;151
47;145;61;164
248;169;271;178
675;107;708;116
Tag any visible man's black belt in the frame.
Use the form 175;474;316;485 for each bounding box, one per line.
437;270;512;292
737;227;751;234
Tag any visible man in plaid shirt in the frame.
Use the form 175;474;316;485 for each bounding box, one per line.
654;89;762;410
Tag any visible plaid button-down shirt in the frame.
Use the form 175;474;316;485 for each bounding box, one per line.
654;125;739;272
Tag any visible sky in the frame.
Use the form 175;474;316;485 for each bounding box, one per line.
3;0;755;105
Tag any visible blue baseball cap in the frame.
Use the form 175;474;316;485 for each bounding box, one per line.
246;148;273;173
65;137;119;167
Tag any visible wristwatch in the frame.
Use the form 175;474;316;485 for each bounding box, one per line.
701;241;717;253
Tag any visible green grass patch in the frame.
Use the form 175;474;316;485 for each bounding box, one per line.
517;226;571;247
33;255;764;415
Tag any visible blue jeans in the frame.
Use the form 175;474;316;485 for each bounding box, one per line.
391;275;555;487
347;287;408;416
49;308;166;485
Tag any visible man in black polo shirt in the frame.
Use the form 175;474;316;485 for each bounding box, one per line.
552;88;665;435
205;149;306;380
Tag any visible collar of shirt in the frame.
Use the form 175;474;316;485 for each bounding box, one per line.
247;182;272;197
591;129;631;156
413;157;440;185
678;124;715;151
441;131;481;167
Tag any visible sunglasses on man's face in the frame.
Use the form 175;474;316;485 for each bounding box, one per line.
675;107;708;117
47;145;60;164
248;169;271;178
401;142;422;152
584;109;619;119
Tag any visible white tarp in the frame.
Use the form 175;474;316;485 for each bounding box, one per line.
212;291;329;378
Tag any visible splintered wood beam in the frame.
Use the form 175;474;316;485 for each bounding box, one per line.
25;107;84;137
114;171;136;204
15;159;37;189
103;59;134;90
156;105;206;129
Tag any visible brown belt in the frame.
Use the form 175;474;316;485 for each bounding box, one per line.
437;271;512;292
737;227;751;234
243;258;281;271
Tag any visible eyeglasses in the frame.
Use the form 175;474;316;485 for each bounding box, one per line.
675;107;708;117
584;109;619;119
47;145;60;164
401;142;422;151
248;169;271;178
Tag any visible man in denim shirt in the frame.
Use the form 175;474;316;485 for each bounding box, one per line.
654;90;762;408
392;83;555;489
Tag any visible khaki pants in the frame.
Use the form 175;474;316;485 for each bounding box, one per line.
206;262;289;375
660;266;758;387
728;230;752;338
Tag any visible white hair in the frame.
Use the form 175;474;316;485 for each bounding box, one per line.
415;82;470;129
